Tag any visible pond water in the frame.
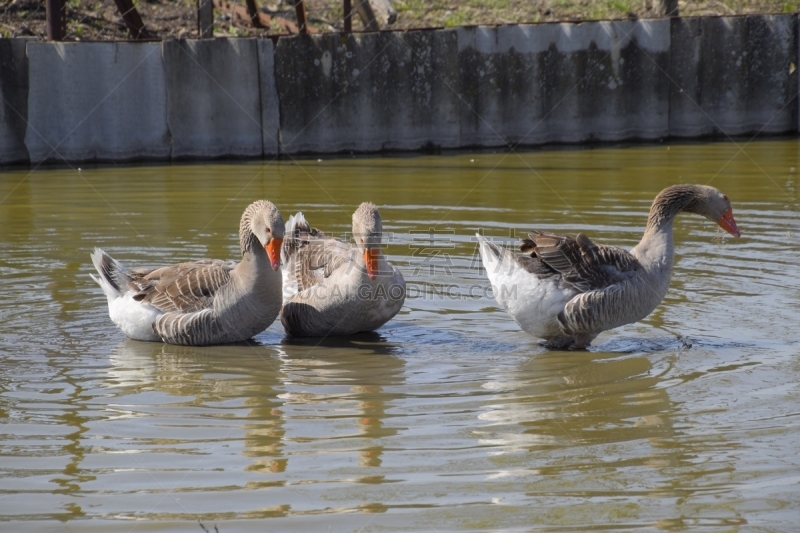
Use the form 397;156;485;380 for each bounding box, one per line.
0;139;799;532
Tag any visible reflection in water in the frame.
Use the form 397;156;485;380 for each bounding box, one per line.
277;333;405;474
50;360;93;521
0;141;798;528
478;351;675;456
106;339;159;389
104;333;406;488
476;347;755;520
106;339;288;476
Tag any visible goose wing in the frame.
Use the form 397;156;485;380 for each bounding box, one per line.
521;231;640;292
287;232;355;291
128;259;236;313
283;213;357;292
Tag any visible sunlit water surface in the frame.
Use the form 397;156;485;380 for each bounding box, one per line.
1;140;799;531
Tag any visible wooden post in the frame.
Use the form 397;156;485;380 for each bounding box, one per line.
198;0;214;38
343;0;352;33
46;0;63;41
245;0;264;28
659;0;678;16
112;0;152;39
294;0;308;34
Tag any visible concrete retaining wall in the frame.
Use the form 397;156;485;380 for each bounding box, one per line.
0;14;797;164
258;38;280;156
275;30;462;153
669;15;798;137
457;20;670;148
0;39;29;164
25;42;170;163
164;38;263;158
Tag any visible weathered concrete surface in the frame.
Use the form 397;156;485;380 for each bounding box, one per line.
458;20;671;147
275;31;461;154
0;39;29;164
5;16;799;164
669;15;798;137
25;42;169;163
257;38;280;156
164;39;263;159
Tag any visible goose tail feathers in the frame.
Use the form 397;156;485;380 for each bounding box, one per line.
282;213;310;303
285;212;310;236
282;212;309;263
475;233;503;261
90;248;129;299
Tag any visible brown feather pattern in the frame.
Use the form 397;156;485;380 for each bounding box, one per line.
128;260;235;313
284;217;358;292
520;231;640;293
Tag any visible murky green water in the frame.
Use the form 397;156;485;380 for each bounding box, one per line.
1;140;799;531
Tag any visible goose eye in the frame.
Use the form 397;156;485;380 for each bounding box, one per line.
723;195;728;201
266;228;271;233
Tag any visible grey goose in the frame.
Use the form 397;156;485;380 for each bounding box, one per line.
476;184;741;349
91;200;285;346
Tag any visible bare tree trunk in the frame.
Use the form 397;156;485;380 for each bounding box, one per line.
343;0;352;32
293;0;308;34
112;0;152;39
659;0;678;17
245;0;264;28
198;0;214;38
46;0;63;41
355;0;396;31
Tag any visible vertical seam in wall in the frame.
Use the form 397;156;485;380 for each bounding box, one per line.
17;39;31;163
254;38;264;159
666;17;673;141
274;37;283;156
161;41;173;161
789;14;800;133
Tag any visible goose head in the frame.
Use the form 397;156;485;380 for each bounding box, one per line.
684;185;741;238
352;202;382;280
649;185;741;238
240;200;285;270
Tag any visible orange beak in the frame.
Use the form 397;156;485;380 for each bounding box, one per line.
364;248;380;280
265;238;283;270
717;208;741;238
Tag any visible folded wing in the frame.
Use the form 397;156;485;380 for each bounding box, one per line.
129;259;236;313
283;213;356;293
521;231;640;293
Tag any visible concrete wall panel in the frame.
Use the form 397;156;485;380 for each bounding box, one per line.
458;20;670;148
25;42;169;163
274;31;461;154
3;16;796;164
164;39;263;159
257;38;280;156
457;25;542;148
0;39;30;164
670;15;798;137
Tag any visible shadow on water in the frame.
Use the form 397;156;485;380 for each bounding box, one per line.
591;335;694;354
279;330;399;355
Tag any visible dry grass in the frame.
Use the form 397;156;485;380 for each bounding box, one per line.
1;0;799;40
